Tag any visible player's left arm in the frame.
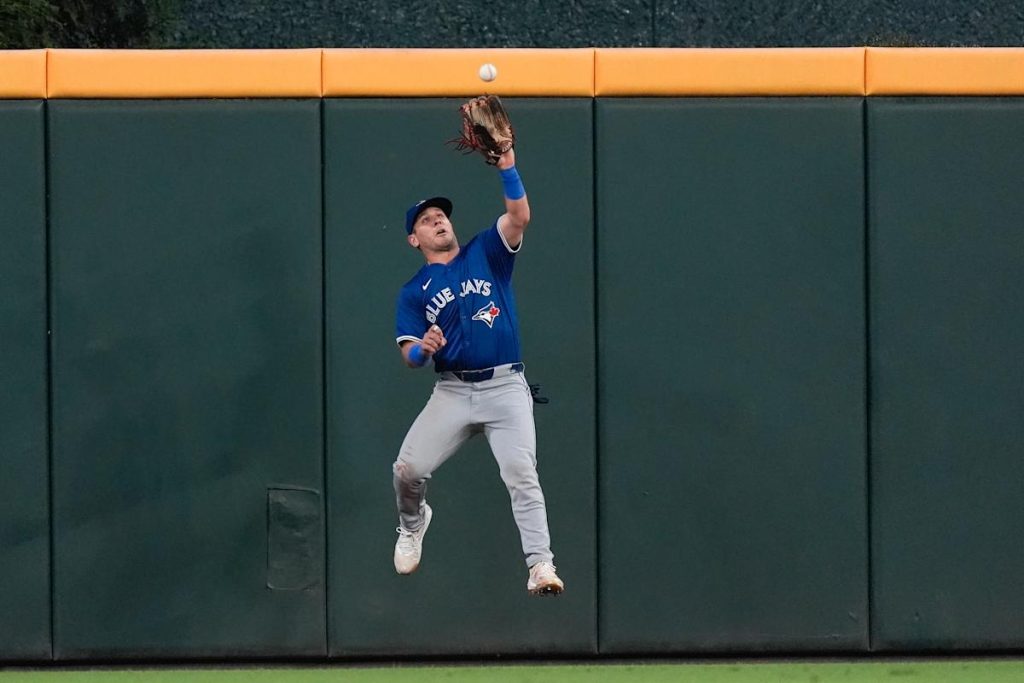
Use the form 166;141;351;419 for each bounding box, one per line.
495;148;530;250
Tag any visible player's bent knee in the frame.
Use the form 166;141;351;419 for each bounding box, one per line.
393;459;427;483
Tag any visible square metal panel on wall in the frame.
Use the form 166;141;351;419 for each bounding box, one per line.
324;98;596;656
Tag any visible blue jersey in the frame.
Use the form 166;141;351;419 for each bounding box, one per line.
396;220;522;372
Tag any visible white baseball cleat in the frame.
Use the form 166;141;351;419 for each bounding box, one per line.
527;561;564;596
394;503;432;575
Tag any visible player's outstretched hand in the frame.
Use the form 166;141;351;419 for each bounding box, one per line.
421;324;447;355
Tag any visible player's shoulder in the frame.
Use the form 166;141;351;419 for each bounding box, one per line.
399;266;430;295
464;229;487;249
465;220;502;250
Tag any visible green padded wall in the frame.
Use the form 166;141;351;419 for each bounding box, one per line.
324;99;596;656
49;100;325;658
869;99;1024;651
597;99;867;653
0;101;50;661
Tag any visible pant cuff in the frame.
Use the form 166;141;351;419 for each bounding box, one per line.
525;552;554;568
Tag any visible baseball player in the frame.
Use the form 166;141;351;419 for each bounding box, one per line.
392;145;563;595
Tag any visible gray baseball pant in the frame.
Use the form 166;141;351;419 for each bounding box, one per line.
392;365;554;568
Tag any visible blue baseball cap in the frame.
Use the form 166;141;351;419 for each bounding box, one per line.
406;196;453;235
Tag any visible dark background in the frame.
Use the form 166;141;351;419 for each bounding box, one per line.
3;0;1024;49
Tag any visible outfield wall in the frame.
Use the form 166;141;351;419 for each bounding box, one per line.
0;48;1022;660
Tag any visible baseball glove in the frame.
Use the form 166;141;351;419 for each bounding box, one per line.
451;95;515;165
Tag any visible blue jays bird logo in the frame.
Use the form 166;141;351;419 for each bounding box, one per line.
473;301;501;328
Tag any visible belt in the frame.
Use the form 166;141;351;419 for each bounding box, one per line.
448;362;524;382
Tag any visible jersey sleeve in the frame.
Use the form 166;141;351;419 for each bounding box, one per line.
482;218;521;284
395;285;426;346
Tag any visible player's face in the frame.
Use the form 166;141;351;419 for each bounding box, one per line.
410;206;457;253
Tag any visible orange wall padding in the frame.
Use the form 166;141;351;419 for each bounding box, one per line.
866;47;1024;95
2;48;1024;98
0;50;47;98
322;48;594;96
595;48;866;96
46;49;322;98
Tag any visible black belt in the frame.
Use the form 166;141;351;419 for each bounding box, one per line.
449;362;524;382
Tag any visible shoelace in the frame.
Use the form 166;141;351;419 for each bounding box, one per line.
532;562;556;577
395;527;417;553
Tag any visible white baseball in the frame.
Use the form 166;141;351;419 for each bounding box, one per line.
478;63;498;82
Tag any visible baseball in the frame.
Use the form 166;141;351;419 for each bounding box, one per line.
478;63;498;82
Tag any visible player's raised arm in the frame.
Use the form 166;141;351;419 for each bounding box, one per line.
452;95;530;249
496;148;530;250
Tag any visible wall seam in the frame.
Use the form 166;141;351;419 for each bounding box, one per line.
319;97;331;657
591;96;602;655
862;96;875;652
43;96;55;662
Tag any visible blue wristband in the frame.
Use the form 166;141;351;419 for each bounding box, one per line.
499;166;526;200
408;343;427;368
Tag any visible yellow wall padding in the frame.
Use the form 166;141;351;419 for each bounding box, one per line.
46;49;322;98
322;48;595;96
595;48;866;96
0;50;47;98
866;48;1024;95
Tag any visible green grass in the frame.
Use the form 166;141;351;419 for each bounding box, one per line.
3;661;1024;683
